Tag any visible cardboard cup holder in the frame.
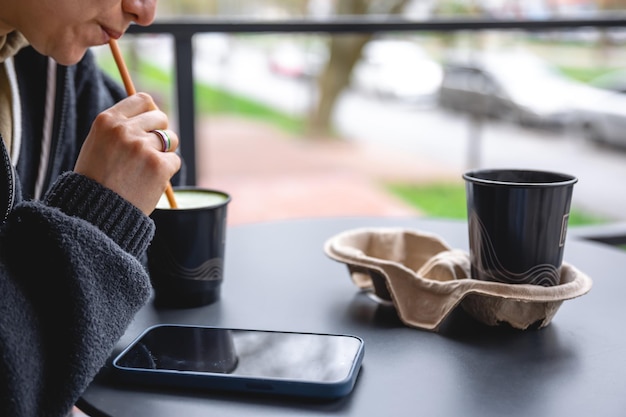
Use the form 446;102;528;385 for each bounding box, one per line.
324;228;592;331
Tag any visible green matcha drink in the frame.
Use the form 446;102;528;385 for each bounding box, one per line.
156;189;229;210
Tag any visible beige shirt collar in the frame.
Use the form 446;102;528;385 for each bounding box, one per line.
0;31;28;155
0;31;28;63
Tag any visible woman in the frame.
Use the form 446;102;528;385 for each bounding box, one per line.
0;0;181;416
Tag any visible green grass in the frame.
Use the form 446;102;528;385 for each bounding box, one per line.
559;66;619;83
388;182;609;226
194;83;305;134
98;55;305;135
388;183;468;219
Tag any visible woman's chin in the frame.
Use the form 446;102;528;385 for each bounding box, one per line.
51;48;88;66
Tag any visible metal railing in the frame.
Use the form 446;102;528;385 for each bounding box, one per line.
127;16;626;245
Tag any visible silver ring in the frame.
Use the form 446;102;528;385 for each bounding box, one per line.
152;129;171;152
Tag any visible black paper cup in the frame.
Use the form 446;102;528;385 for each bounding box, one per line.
148;188;230;308
463;169;577;287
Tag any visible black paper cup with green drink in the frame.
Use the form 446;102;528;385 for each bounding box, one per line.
148;187;230;308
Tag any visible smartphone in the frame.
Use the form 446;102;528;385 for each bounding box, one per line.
112;324;364;399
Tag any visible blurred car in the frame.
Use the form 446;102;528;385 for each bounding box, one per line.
577;69;626;148
437;51;589;128
268;41;327;79
350;39;443;103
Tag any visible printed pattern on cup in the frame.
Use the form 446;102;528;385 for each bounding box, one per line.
157;245;224;281
469;212;560;286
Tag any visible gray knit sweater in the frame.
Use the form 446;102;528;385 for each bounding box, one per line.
0;46;154;416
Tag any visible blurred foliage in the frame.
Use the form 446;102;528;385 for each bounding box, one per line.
156;0;416;17
157;0;307;17
432;0;484;16
154;0;626;18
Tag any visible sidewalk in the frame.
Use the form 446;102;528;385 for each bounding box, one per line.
194;116;460;225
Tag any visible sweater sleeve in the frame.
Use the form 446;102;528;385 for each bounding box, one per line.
0;171;154;417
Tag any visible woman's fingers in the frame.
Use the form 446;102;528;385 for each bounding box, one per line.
73;94;181;215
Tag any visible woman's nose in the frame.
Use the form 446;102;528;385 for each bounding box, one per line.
122;0;157;26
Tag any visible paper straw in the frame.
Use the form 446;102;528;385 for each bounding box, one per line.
108;39;178;209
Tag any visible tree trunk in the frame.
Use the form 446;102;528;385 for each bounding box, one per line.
309;34;371;137
308;0;409;138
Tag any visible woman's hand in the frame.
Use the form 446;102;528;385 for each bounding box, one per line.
74;93;181;215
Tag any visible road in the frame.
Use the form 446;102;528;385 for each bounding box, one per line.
126;36;626;222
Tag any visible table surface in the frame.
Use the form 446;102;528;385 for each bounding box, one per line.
80;217;626;417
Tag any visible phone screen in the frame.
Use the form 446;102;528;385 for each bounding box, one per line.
114;325;363;384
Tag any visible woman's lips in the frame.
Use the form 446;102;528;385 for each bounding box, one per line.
102;26;123;41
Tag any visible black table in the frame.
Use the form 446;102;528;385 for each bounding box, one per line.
80;217;626;417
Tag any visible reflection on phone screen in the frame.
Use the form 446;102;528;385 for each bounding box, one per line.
116;326;363;383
